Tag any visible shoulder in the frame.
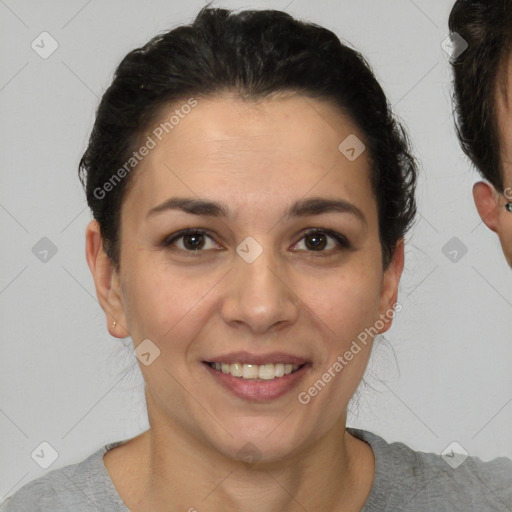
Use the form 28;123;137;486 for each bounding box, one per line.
348;427;512;512
0;476;57;512
395;439;512;504
0;441;128;512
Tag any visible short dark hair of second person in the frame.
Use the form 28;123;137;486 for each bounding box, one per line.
449;0;512;192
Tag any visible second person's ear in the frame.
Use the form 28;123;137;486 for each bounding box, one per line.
473;181;501;232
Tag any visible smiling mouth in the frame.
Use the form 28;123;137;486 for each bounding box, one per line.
203;361;306;380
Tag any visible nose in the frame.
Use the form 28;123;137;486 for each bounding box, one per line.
220;247;300;334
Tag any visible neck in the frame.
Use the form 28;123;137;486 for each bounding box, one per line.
107;396;375;512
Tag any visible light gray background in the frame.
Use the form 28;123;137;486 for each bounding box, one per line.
1;0;511;502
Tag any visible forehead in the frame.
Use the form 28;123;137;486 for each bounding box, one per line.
123;92;375;221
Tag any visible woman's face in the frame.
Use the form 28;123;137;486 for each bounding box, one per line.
95;92;403;463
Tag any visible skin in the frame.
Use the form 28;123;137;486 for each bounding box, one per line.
86;92;404;512
472;54;512;267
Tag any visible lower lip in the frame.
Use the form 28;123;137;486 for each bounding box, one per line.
201;362;310;402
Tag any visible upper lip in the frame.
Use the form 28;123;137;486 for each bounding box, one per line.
204;351;310;366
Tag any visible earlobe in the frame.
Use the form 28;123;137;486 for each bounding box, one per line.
377;239;404;335
85;220;129;338
473;181;500;233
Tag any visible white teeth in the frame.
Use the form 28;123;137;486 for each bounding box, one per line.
274;364;285;378
230;362;243;377
243;364;259;379
258;364;275;380
209;362;301;379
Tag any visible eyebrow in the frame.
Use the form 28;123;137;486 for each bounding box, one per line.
146;196;367;225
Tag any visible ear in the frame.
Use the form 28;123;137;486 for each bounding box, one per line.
473;181;500;233
376;238;404;335
85;220;129;338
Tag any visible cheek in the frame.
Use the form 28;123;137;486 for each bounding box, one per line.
496;209;512;254
306;268;382;389
121;253;215;344
295;272;380;423
502;231;512;266
303;264;382;335
121;239;383;355
504;224;512;245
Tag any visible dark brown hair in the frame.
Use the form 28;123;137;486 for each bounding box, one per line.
79;5;417;269
449;0;512;191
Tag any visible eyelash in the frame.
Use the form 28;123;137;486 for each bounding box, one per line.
161;227;351;256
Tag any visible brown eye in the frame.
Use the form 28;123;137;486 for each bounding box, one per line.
162;227;350;256
162;229;220;252
293;229;351;253
180;233;207;250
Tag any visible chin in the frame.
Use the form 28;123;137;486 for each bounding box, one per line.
215;428;305;465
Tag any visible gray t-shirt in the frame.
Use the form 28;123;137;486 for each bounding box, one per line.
1;428;511;511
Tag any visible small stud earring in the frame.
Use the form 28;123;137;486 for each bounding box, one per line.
112;321;117;327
